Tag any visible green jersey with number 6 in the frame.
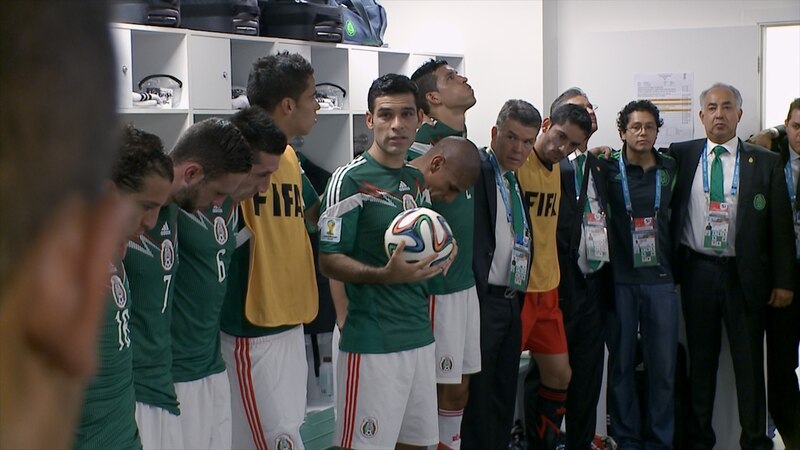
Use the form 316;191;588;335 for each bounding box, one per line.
126;204;180;415
408;120;475;294
171;198;236;382
319;151;434;354
74;261;141;450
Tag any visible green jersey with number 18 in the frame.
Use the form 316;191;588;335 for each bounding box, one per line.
74;260;141;450
171;198;236;382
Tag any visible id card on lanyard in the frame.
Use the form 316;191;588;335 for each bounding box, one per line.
574;155;610;263
488;150;530;291
618;152;661;268
584;212;610;263
785;159;800;260
702;143;740;251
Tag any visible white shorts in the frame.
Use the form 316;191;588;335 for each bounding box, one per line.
429;285;481;383
221;326;307;450
332;325;341;418
174;371;232;450
335;343;438;449
135;402;183;450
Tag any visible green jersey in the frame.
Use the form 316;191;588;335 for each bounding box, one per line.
125;204;180;415
75;261;141;450
219;211;294;338
171;198;236;382
319;151;434;354
408;120;476;294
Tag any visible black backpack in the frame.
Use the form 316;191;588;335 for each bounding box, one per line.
111;0;181;27
181;0;260;35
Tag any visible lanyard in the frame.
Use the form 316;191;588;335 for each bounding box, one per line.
701;141;740;199
487;149;528;242
618;150;661;217
786;159;797;209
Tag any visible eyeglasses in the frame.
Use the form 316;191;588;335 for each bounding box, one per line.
627;124;658;134
586;103;598;111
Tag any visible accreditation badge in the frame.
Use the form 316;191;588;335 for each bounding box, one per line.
508;242;530;291
703;201;730;251
583;212;610;263
632;217;658;268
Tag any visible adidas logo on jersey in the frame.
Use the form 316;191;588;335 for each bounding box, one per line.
399;181;410;192
160;222;171;236
212;205;223;214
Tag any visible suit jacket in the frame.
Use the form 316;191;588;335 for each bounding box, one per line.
472;148;533;298
669;138;795;310
556;153;610;301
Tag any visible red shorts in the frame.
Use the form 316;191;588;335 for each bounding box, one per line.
520;288;567;354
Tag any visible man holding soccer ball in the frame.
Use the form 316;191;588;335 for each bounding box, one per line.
318;73;457;449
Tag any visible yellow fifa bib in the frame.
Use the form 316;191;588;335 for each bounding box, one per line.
242;146;318;326
517;154;562;292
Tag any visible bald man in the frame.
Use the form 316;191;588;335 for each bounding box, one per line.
411;136;481;203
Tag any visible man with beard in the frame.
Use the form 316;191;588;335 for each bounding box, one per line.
127;118;253;449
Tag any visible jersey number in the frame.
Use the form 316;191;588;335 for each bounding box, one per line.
161;274;172;313
115;308;131;351
216;249;227;282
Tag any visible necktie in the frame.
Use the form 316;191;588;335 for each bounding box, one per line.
575;154;592;213
710;146;726;203
504;171;524;239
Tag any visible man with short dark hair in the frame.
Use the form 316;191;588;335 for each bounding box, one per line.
127;111;277;449
517;103;592;449
765;97;800;449
220;52;321;450
463;100;542;450
409;58;479;450
670;82;794;449
169;118;253;450
319;74;445;449
603;100;678;449
537;88;612;450
76;125;175;450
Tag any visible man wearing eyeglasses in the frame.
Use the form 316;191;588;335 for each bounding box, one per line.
600;100;678;449
669;83;794;450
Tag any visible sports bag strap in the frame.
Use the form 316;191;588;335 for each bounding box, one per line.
349;0;379;44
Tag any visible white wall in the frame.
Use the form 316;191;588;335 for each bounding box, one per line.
552;0;800;148
379;0;544;149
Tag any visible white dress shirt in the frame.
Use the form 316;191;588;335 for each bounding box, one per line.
568;150;606;274
681;136;740;256
488;152;516;287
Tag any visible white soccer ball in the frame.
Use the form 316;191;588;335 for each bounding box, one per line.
384;207;455;267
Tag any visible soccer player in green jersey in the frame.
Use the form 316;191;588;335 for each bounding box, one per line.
123;118;251;450
320;74;458;450
0;4;125;448
75;124;174;450
221;54;321;450
165;119;252;450
410;59;479;450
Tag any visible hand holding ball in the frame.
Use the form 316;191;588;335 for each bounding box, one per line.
384;207;455;267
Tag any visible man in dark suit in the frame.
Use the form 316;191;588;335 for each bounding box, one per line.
462;99;541;450
669;83;795;450
765;97;800;449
